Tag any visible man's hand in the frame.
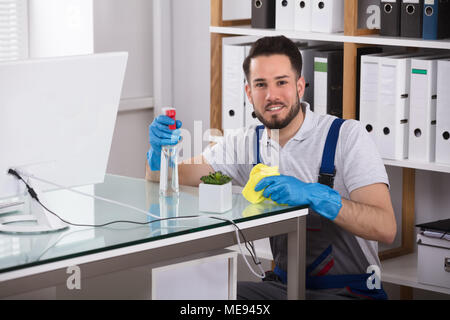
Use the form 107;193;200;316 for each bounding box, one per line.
147;115;182;171
255;175;343;221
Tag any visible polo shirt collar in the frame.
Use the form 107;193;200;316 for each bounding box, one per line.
292;102;317;142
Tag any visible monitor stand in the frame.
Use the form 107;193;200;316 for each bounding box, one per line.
0;180;68;234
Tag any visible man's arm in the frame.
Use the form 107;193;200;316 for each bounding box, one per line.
146;154;215;187
334;183;396;244
256;176;397;244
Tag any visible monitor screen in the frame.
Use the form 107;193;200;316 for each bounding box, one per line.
0;52;128;200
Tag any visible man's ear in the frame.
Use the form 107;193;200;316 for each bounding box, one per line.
245;83;253;105
297;76;306;99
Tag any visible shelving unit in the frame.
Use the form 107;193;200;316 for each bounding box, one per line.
384;159;450;174
209;0;449;298
381;253;450;296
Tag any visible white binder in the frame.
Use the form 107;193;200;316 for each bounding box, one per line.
222;43;246;130
311;0;344;33
409;54;450;162
244;44;262;127
294;0;312;32
436;59;450;164
276;0;295;30
313;55;328;116
377;53;417;160
359;52;393;145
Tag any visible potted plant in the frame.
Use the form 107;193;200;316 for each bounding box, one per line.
199;171;233;213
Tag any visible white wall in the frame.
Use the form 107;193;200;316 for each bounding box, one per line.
171;0;211;145
94;0;153;99
171;0;252;155
93;0;154;178
95;0;244;178
92;0;212;178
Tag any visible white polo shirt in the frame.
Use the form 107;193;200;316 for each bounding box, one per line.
203;103;389;269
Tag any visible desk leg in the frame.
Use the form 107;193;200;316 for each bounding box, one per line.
287;216;306;300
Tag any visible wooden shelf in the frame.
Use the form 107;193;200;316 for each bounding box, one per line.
210;25;450;50
210;25;350;42
384;159;450;174
381;252;450;295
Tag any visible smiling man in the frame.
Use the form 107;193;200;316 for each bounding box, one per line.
244;51;306;147
146;36;396;300
245;51;304;132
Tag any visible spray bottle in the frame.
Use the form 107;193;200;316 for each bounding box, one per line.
159;107;179;197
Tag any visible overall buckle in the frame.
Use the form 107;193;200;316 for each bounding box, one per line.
318;171;336;188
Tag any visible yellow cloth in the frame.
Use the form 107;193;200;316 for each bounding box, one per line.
242;164;280;204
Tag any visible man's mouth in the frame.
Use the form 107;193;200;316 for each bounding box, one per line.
266;104;285;113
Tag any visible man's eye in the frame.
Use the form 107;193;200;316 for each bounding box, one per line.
255;83;266;88
278;80;287;86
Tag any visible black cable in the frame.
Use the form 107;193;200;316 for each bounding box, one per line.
40;197;261;266
8;169;39;201
7;169;262;267
207;216;261;266
39;200;200;228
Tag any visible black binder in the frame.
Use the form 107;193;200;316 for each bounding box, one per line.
401;0;424;38
314;50;344;119
416;219;450;233
251;0;276;29
380;0;402;37
422;0;450;40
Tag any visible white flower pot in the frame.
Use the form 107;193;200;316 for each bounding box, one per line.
199;182;232;213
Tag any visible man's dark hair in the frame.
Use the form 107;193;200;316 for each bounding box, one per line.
243;36;303;83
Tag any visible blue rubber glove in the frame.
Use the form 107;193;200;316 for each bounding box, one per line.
147;115;182;171
254;175;343;221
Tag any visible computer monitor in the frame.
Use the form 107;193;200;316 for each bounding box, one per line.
0;52;128;233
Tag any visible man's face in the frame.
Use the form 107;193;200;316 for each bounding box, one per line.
245;54;305;130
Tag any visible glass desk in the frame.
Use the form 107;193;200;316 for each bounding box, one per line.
0;175;308;299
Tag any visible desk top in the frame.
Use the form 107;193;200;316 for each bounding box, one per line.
0;175;307;275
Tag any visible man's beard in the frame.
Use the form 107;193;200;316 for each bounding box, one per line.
254;96;301;130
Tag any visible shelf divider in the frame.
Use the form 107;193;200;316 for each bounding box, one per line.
343;42;358;119
344;0;379;36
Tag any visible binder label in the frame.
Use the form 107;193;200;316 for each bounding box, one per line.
412;68;427;75
314;61;328;72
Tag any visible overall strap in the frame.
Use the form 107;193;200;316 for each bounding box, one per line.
318;118;346;188
306;273;388;300
275;244;388;300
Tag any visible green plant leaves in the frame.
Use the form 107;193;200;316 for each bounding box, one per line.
200;171;232;185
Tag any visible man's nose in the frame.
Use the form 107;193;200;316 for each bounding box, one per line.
265;84;281;102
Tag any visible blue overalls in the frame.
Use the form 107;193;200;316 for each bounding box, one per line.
254;119;387;300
